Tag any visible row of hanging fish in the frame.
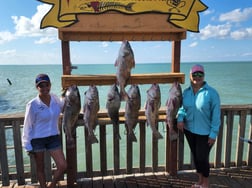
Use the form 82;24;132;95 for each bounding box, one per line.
62;85;100;147
62;82;182;146
62;41;183;147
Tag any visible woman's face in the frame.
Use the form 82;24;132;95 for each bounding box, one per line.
37;82;51;96
190;71;204;87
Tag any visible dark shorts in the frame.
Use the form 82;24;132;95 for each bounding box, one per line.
31;135;62;152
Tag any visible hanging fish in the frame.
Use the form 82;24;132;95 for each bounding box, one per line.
62;85;81;148
166;81;182;141
125;84;141;142
106;84;121;140
145;83;163;139
83;85;100;144
115;40;135;101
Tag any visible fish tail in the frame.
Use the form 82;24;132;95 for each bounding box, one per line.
120;89;129;101
128;131;137;142
113;122;121;140
116;133;121;140
169;128;178;141
125;3;135;11
88;134;99;144
153;131;163;139
66;139;75;148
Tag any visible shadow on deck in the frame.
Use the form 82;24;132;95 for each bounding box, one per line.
2;167;252;188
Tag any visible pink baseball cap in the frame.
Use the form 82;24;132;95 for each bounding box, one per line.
190;64;204;74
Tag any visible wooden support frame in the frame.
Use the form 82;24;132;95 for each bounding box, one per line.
59;11;187;185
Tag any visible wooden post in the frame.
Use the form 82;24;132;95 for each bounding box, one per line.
61;40;77;186
66;135;77;186
167;40;181;175
165;123;178;176
171;41;181;73
61;41;71;75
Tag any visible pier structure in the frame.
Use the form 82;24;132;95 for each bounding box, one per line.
2;2;252;187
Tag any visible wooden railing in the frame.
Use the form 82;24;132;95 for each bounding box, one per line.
1;104;252;186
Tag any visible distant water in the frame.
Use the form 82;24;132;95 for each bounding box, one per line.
1;61;252;115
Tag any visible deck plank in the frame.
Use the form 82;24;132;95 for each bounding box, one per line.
2;167;252;188
102;176;114;188
113;175;126;188
92;177;103;188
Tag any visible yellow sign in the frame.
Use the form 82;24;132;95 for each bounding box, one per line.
40;0;208;32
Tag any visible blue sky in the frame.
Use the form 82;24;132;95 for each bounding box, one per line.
0;0;252;65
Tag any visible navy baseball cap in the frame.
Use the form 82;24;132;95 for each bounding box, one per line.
35;74;50;87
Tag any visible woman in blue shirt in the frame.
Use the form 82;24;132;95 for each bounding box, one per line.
177;64;221;188
22;74;67;188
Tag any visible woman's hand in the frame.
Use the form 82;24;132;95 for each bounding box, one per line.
208;138;216;146
177;122;184;133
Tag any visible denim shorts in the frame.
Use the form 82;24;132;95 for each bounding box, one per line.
31;135;62;152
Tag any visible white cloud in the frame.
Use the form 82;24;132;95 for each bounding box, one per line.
101;42;109;48
199;24;231;40
231;28;252;40
9;4;57;42
12;4;57;37
241;52;252;57
203;9;215;16
0;31;16;44
189;42;198;47
35;37;57;44
0;49;16;56
219;7;252;22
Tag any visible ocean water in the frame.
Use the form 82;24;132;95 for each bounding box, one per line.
1;61;252;114
1;62;252;171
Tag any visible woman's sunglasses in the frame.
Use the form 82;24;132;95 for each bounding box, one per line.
38;83;50;88
192;72;204;78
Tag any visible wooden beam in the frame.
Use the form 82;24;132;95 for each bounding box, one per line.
61;73;185;88
59;13;186;41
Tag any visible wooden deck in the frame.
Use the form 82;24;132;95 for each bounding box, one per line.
2;167;252;188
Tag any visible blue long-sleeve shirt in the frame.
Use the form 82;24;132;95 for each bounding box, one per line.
177;82;221;139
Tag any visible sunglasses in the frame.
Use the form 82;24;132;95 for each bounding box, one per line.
192;72;204;78
38;83;50;88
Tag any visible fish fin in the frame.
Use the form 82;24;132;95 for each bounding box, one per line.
114;127;121;140
132;59;135;68
118;134;121;140
115;59;119;67
128;132;137;142
83;104;87;113
120;90;129;101
153;131;163;139
144;101;149;110
150;100;155;112
88;134;99;144
169;132;178;141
